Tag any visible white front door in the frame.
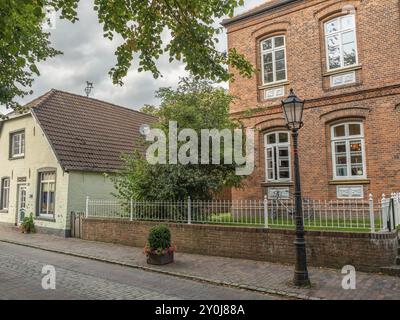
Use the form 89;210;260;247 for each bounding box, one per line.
17;185;27;225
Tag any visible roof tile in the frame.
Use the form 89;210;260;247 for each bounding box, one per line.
29;89;156;173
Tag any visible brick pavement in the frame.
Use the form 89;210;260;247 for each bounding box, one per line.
0;242;274;300
0;225;399;300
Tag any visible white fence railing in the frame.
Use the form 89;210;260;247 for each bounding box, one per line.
85;193;400;233
381;193;400;232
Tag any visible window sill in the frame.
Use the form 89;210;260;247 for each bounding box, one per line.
262;181;294;187
9;156;25;161
323;65;362;77
329;179;370;185
258;80;290;90
35;216;56;222
0;210;8;213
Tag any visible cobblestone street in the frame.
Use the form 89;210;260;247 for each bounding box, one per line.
0;242;277;300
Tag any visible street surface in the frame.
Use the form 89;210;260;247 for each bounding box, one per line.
0;242;278;300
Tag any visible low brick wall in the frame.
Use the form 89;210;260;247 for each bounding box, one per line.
82;219;398;272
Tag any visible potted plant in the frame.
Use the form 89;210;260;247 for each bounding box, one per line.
20;213;36;234
144;225;175;265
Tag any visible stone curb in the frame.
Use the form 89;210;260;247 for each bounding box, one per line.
0;238;322;301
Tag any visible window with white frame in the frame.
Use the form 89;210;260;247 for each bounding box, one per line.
331;122;366;179
261;36;287;85
265;132;291;182
1;178;10;210
325;14;358;70
38;171;56;217
10;131;25;158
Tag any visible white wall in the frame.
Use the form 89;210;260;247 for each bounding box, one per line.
0;114;69;233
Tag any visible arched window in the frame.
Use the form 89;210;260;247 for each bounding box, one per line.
261;35;287;85
325;14;358;70
331;122;366;179
264;132;291;182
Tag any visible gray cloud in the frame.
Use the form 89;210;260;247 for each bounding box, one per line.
0;0;264;115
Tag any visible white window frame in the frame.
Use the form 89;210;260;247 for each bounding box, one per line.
264;132;291;182
331;122;367;180
325;14;359;72
260;35;287;85
1;178;10;210
38;171;56;218
10;131;25;158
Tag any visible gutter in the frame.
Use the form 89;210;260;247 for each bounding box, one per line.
221;0;301;27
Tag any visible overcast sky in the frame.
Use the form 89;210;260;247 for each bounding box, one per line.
1;0;265;115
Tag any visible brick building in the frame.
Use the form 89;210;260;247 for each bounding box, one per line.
222;0;400;201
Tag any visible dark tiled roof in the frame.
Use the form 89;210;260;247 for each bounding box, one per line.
30;89;157;173
222;0;299;27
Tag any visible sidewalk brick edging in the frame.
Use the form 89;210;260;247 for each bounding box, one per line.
0;238;321;300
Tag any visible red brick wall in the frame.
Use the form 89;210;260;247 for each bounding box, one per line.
224;0;400;201
82;218;398;272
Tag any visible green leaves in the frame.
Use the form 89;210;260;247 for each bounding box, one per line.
113;78;244;201
1;0;254;110
0;0;66;110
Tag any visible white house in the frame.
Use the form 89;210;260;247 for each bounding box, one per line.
0;89;155;236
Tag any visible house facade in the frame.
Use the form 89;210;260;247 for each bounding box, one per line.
222;0;400;201
0;90;155;236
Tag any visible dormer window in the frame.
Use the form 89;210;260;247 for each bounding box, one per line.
10;130;25;159
261;36;287;85
325;14;358;71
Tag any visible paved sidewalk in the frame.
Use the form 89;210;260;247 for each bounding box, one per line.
0;226;399;300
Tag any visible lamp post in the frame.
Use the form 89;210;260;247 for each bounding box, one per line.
281;89;310;287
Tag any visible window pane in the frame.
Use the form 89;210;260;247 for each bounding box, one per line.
1;179;10;209
279;148;289;158
264;53;272;64
265;72;274;83
336;166;348;177
267;134;276;144
336;155;347;165
342;31;355;44
21;134;25;154
262;39;272;51
328;46;341;69
266;148;274;180
275;59;285;72
341;15;355;30
279;170;290;179
274;36;284;48
334;125;346;137
279;133;288;143
349;124;361;136
351;155;363;164
343;42;356;66
48;182;55;214
326;19;339;34
327;34;340;47
335;142;347;157
350;141;362;152
275;49;285;61
351;165;363;176
276;70;286;81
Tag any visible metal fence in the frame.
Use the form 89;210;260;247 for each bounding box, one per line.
85;193;400;233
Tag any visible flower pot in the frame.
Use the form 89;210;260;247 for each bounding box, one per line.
147;251;174;266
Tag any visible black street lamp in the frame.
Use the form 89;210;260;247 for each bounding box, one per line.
281;89;310;287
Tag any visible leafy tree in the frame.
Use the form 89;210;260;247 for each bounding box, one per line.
1;0;254;111
113;78;244;201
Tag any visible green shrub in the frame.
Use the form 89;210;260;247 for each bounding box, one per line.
147;225;171;250
20;213;35;234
